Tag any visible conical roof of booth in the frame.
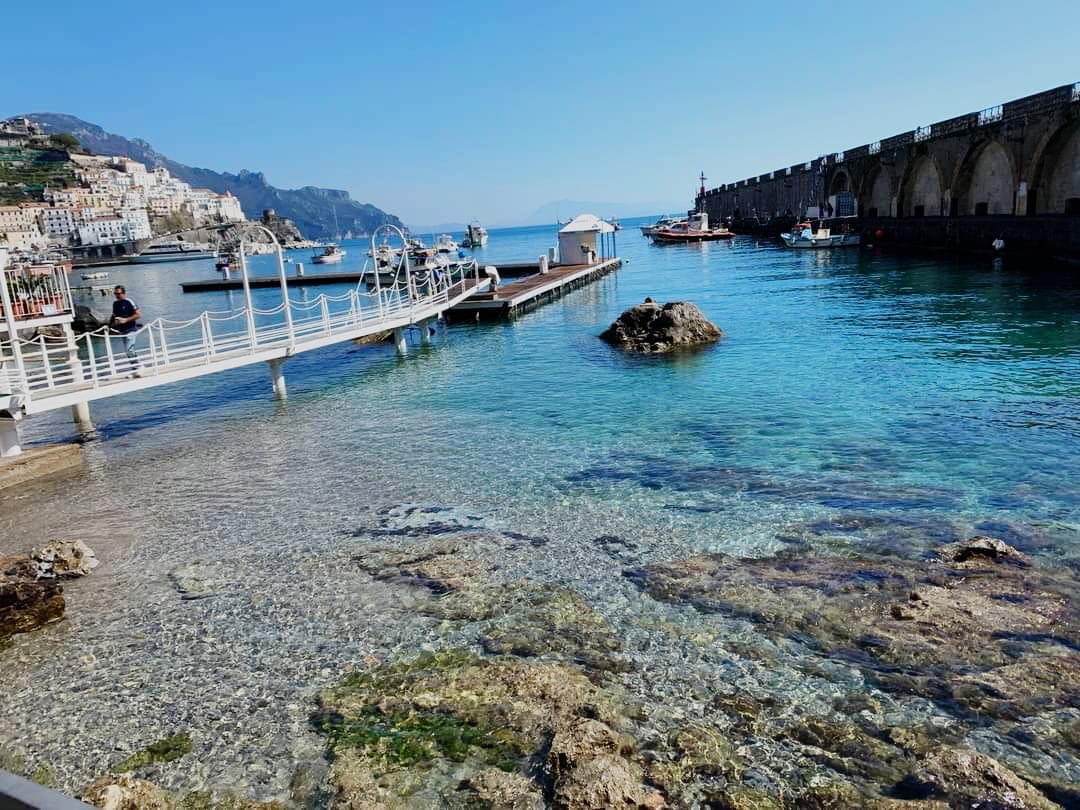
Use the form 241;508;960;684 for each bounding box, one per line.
558;214;615;234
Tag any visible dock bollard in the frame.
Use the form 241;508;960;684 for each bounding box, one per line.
296;262;304;277
539;254;549;275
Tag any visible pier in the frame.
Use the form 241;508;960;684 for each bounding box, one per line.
448;258;621;321
0;226;490;456
699;81;1080;260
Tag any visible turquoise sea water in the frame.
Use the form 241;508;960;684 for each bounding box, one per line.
2;218;1080;797
10;219;1080;561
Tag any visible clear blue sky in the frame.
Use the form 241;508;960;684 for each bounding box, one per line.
3;0;1078;226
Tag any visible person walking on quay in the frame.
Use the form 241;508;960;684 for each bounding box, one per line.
110;285;142;378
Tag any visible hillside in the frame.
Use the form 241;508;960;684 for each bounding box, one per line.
23;113;402;239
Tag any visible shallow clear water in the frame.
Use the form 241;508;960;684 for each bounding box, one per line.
2;220;1079;798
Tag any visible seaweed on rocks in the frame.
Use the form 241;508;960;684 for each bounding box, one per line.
311;650;663;808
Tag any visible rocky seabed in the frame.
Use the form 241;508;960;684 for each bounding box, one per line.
1;505;1078;809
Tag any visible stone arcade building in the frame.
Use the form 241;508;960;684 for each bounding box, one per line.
699;82;1080;258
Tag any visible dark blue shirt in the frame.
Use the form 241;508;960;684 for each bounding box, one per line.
112;298;139;333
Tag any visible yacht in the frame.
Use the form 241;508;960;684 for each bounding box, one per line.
652;212;734;243
130;240;216;263
462;221;489;248
311;244;346;264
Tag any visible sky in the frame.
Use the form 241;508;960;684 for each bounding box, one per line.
3;0;1079;226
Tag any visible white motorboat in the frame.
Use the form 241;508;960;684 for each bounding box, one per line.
130;239;215;263
434;234;459;253
462;221;489;248
781;223;861;249
311;244;346;264
81;271;108;280
641;216;687;237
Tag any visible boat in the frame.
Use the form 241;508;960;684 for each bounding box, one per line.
640;216;687;237
311;244;346;264
130;239;216;263
81;271;108;280
651;212;734;243
215;250;238;272
780;222;861;249
462;221;489;248
434;234;459;253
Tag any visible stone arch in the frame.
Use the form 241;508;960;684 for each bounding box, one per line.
860;164;895;218
1032;119;1080;214
900;155;944;217
954;140;1015;215
828;169;851;195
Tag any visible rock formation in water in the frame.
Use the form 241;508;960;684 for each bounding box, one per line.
0;540;97;639
600;300;722;353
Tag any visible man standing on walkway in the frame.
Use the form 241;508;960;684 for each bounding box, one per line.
110;285;142;377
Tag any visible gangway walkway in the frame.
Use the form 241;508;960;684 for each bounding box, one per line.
0;225;489;456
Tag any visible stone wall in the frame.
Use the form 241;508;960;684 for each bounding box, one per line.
699;82;1080;257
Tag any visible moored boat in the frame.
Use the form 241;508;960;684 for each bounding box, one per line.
641;216;687;237
652;212;734;243
311;244;346;264
780;222;860;249
130;239;216;263
462;221;489;248
434;234;459;253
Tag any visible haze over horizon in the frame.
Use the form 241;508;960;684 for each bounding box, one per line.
3;0;1077;225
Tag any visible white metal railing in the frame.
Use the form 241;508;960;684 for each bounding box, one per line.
1;264;73;323
914;125;932;142
0;255;481;403
869;141;881;155
977;105;1003;126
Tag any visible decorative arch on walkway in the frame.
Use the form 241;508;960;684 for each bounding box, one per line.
860;164;895;218
953;140;1015;215
899;155;944;217
1032;119;1080;214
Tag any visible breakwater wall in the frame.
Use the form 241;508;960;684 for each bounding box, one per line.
699;82;1080;259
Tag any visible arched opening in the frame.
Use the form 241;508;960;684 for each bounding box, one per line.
115;244;127;256
1034;120;1080;214
955;141;1014;216
862;165;894;218
827;170;854;217
901;156;943;217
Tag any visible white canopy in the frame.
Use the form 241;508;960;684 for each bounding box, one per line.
559;214;615;234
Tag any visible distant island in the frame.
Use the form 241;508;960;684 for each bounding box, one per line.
22;113;403;240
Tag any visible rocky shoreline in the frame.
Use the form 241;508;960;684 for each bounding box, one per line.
2;510;1077;809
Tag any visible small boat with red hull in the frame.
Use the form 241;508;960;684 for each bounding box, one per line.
652;212;734;243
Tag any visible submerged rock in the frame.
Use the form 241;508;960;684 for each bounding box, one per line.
31;539;99;579
82;774;175;810
0;555;66;640
600;300;722;353
625;536;1079;799
896;748;1061;810
312;650;660;809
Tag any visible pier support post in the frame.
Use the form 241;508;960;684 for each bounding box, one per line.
71;401;92;432
393;327;408;356
0;416;21;458
267;357;287;400
419;318;433;346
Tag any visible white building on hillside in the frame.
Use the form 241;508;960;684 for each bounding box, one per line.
40;206;76;238
78;216;131;246
118;208;151;240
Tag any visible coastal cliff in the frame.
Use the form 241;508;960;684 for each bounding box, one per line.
22;113;404;240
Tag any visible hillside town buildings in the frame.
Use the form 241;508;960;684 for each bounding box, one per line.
1;120;247;255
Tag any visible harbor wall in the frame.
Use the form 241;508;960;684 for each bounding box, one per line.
698;82;1080;258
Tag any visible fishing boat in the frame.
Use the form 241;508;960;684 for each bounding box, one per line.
462;221;489;248
780;223;860;249
652;212;734;243
311;244;346;264
130;239;215;263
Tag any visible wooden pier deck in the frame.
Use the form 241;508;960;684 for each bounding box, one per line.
447;258;621;321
